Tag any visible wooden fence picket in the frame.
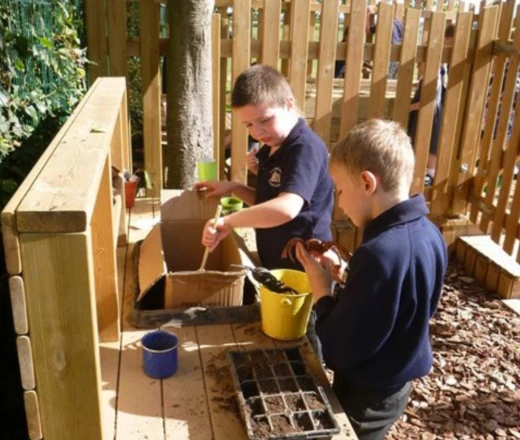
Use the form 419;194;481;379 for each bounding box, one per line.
289;0;311;112
451;5;499;214
411;11;445;195
313;0;339;146
368;2;394;120
339;0;367;138
231;0;251;184
431;12;473;217
472;1;515;228
392;7;420;128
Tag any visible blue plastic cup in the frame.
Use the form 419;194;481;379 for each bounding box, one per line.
141;330;178;379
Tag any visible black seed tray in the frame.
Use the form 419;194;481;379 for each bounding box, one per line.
228;347;341;440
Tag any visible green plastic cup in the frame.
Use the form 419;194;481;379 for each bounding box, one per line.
220;196;243;215
197;159;218;181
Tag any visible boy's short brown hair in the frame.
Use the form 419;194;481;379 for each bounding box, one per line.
231;64;295;109
330;119;415;193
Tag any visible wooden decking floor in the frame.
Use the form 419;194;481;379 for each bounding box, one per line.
99;198;357;440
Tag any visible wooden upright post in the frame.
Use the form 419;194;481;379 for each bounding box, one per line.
20;232;103;440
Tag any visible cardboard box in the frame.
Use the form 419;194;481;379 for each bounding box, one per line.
136;190;248;309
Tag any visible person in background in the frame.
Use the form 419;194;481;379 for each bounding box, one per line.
365;4;404;79
334;26;349;79
295;119;448;440
407;61;444;187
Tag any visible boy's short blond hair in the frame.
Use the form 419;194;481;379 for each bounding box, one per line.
330;119;415;192
231;64;295;109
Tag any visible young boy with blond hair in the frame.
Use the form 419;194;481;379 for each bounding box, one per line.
296;119;448;440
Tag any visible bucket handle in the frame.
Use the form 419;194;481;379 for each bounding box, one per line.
280;297;292;307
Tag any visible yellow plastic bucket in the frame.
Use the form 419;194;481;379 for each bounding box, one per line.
259;269;313;341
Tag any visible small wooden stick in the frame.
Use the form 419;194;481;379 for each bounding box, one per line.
199;204;223;271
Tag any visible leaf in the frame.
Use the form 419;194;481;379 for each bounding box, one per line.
14;58;24;71
90;126;106;133
39;37;53;49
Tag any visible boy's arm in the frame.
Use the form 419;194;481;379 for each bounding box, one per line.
223;192;304;229
230;184;256;207
315;248;400;370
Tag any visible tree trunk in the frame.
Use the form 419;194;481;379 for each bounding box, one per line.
166;0;215;189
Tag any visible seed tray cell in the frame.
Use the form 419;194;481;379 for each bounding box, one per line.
229;347;341;440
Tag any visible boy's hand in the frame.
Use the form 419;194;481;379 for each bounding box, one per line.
312;249;348;283
295;242;333;301
193;180;236;198
201;216;233;251
247;145;259;175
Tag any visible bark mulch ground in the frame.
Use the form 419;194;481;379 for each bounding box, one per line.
386;261;520;440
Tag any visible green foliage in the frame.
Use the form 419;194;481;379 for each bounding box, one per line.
0;0;88;209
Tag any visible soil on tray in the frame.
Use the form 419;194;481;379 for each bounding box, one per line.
304;392;326;411
264;396;285;414
285;394;306;411
259;379;279;394
273;363;292;376
313;411;334;429
294;413;315;431
270;415;293;435
278;378;298;392
297;377;317;392
265;350;286;363
245;398;265;417
250;417;271;439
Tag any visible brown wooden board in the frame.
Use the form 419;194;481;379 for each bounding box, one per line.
1;80;100;275
231;0;251;184
85;0;108;81
16;335;35;390
9;276;28;335
15;79;126;233
140;0;162;197
21;232;103;440
107;0;127;76
212;14;221;178
392;7;420;129
163;326;212;439
91;159;120;343
313;0;339;145
451;6;499;214
339;0;366;138
289;0;311;112
261;0;282;68
470;1;515;225
368;3;393;119
431;12;473;216
24;390;43;440
410;12;445;195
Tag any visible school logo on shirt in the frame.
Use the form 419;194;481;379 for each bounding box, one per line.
269;168;282;187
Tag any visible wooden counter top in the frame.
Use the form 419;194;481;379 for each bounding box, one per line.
100;199;357;440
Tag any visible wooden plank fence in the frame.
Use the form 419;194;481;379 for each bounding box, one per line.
85;0;520;261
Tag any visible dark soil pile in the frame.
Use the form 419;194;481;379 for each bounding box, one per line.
387;261;520;439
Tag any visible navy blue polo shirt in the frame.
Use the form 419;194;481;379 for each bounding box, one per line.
315;195;448;390
255;118;334;270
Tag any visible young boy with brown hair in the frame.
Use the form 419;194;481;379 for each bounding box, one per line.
296;119;448;440
195;64;334;272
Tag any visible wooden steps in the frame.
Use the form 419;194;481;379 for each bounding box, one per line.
456;235;520;299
